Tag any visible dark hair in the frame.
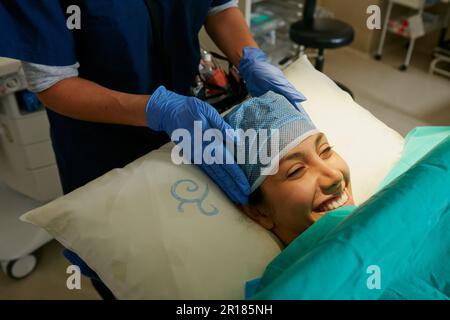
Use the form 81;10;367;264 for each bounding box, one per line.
248;187;265;206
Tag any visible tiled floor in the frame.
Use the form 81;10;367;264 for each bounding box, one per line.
0;45;448;300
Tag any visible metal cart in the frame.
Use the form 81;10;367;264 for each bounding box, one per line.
375;0;449;70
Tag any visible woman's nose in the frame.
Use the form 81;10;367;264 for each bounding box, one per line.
318;167;344;195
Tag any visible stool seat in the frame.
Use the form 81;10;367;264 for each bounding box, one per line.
290;18;354;49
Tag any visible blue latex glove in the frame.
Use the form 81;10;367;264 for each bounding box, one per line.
239;47;307;109
146;86;251;204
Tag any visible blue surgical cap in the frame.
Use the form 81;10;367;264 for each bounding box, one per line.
224;91;318;192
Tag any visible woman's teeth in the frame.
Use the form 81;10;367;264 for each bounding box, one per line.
317;191;349;213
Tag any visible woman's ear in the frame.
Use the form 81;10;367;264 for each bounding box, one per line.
237;204;274;231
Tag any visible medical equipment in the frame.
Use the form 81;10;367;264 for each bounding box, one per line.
0;57;61;279
375;0;450;71
249;0;304;68
191;49;248;114
224;91;318;192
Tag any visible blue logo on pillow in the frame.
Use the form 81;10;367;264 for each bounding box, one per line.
170;179;219;216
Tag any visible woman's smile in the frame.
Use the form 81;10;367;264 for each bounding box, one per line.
314;188;354;215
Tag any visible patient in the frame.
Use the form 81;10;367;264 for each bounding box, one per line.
224;92;355;247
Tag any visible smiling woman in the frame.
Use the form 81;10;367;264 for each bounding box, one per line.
245;132;355;246
224;92;355;246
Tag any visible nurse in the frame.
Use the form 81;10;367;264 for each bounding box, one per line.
0;0;305;298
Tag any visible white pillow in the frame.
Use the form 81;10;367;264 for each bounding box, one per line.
20;55;404;299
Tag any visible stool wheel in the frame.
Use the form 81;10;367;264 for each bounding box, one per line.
399;65;408;71
374;54;382;61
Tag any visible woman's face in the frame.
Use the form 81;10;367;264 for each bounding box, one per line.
242;132;354;246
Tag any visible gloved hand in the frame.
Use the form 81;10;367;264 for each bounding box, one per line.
238;47;307;109
146;85;250;204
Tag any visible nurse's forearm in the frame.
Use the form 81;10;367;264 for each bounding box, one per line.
37;77;148;127
205;7;258;67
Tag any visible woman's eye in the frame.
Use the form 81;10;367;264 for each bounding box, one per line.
288;167;305;178
320;146;334;158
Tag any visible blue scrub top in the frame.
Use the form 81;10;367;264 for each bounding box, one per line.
0;0;231;193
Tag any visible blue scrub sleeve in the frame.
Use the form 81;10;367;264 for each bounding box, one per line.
0;0;76;65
